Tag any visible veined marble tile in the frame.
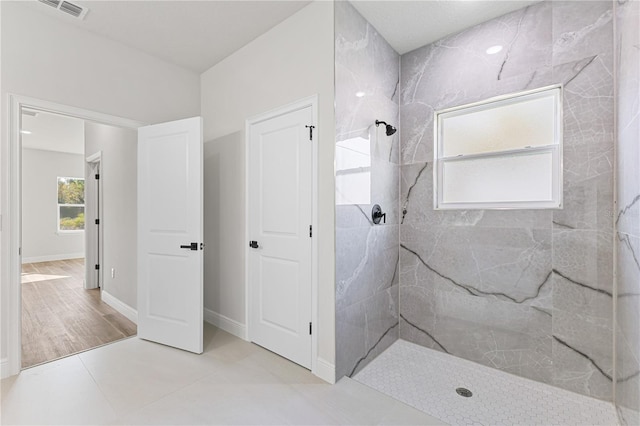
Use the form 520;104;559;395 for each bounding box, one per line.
336;225;398;313
552;1;613;65
551;310;613;400
399;286;553;384
615;0;640;419
616;232;640;362
361;286;399;373
336;301;367;380
400;224;552;308
616;328;640;425
335;0;400;382
335;63;399;144
554;53;614;153
615;0;640;237
398;1;553;165
400;2;550;107
552;229;613;296
335;1;399;100
616;128;640;236
336;286;399;379
553;171;614;232
336;204;373;229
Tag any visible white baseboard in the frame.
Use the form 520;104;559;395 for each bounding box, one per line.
22;253;84;264
204;308;247;341
101;291;138;324
314;357;336;384
1;358;9;379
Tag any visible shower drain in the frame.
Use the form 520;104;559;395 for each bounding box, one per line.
456;387;473;397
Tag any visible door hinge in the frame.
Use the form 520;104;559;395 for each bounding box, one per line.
309;322;312;335
95;264;100;270
95;173;100;180
95;219;100;225
309;225;312;238
305;125;315;141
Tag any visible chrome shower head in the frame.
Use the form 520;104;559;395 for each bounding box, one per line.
375;120;397;136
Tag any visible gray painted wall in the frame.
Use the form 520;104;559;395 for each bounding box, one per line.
85;122;138;309
614;0;640;423
22;148;85;261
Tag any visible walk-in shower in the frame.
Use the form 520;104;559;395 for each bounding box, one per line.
335;0;639;424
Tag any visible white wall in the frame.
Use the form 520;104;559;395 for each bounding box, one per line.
1;1;200;366
85;122;138;310
22;148;85;262
201;1;336;369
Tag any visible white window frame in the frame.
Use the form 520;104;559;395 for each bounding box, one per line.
433;85;563;210
57;176;85;233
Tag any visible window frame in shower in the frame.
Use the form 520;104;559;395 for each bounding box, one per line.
433;84;563;210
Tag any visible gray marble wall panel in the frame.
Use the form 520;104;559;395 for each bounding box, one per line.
335;0;400;380
615;0;640;423
399;1;615;400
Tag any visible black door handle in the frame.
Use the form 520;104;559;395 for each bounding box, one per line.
249;240;259;249
180;243;198;250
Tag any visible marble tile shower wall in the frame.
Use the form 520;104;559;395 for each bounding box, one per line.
398;2;615;400
615;0;640;423
334;1;400;380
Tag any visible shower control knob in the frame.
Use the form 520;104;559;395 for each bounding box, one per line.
372;204;386;225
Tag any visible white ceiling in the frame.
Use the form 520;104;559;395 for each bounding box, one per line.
21;0;540;74
351;0;541;55
21;110;85;155
23;0;311;73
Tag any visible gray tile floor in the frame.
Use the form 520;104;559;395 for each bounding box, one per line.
1;324;443;425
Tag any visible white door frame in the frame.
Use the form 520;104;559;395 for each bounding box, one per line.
85;151;103;290
244;95;320;375
3;94;144;378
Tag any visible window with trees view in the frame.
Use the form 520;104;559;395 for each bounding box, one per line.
57;177;85;232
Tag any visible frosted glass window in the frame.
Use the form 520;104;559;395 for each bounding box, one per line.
435;85;562;210
442;151;554;204
442;95;556;157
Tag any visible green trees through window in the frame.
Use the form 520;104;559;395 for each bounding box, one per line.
57;177;85;231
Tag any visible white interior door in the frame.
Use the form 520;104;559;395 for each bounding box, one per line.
248;105;313;369
138;116;203;354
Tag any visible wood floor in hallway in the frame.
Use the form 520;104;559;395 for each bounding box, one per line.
21;259;136;368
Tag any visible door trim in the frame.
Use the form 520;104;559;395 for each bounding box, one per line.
85;151;102;290
3;94;145;378
244;95;319;376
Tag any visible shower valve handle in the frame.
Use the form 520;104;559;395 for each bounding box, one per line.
372;204;386;225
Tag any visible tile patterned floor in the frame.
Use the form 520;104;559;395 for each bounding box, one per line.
1;324;444;425
354;340;618;426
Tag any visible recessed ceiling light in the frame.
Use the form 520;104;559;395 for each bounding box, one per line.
486;45;503;55
355;91;366;98
20;130;32;135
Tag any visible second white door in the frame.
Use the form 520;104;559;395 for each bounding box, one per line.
248;104;313;369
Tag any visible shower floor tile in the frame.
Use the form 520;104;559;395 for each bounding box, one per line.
353;340;617;426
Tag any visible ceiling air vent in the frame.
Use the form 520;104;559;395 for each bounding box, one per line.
37;0;89;20
38;0;61;8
